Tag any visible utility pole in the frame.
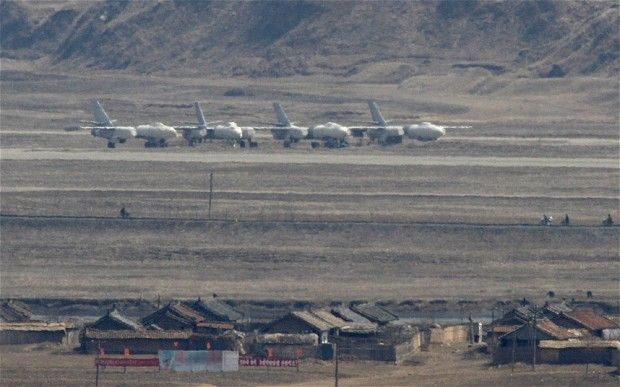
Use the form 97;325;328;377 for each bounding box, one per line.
334;343;339;387
208;172;213;219
531;305;537;371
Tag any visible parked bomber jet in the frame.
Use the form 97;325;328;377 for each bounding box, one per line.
266;103;354;148
64;101;136;148
175;102;257;147
363;101;446;143
64;101;178;148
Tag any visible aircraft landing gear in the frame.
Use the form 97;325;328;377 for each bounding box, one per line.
107;142;116;148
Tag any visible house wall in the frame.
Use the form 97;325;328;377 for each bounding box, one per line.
265;317;321;335
334;335;417;363
0;330;65;345
82;338;191;354
492;346;539;364
427;325;471;346
245;343;318;359
557;347;615;365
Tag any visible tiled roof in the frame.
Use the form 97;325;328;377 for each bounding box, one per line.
536;318;577;340
94;308;142;330
84;328;192;340
187;299;243;322
0;301;33;323
170;303;205;323
563;310;619;331
309;309;347;328
291;311;334;332
544;302;572;316
331;307;374;325
350;303;398;324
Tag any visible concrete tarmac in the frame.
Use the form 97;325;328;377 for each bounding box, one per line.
1;148;618;169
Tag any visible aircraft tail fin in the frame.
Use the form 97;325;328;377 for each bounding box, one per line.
273;102;291;126
368;101;387;126
195;102;207;127
93;100;113;125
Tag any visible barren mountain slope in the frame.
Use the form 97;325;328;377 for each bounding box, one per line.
1;0;618;78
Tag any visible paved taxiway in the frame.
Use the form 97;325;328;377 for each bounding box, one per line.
1;148;617;169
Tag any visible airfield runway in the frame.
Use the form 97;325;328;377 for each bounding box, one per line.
1;148;617;169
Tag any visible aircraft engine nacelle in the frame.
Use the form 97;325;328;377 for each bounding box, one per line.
309;122;348;140
404;123;445;141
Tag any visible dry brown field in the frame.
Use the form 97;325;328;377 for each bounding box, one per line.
1;344;617;387
1;65;618;303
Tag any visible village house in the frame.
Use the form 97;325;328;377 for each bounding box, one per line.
492;318;578;364
82;328;193;354
264;310;347;344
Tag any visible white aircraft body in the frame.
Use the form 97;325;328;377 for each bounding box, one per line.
266;103;351;148
135;122;178;147
308;122;351;148
64;101;136;148
366;101;445;142
175;102;257;147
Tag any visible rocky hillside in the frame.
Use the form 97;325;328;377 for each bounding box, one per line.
1;0;618;78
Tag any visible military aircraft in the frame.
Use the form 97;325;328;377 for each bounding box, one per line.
65;101;178;148
175;102;257;147
266;103;353;148
266;102;309;147
64;101;136;148
364;101;446;143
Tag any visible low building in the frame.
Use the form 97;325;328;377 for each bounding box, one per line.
0;322;69;345
82;328;193;354
245;333;318;359
265;310;347;344
492;318;578;364
538;340;620;365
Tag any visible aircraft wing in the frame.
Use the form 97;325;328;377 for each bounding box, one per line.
64;124;98;131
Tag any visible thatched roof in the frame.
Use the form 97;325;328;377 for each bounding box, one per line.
0;322;65;332
84;328;192;340
255;333;318;345
539;339;620;349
